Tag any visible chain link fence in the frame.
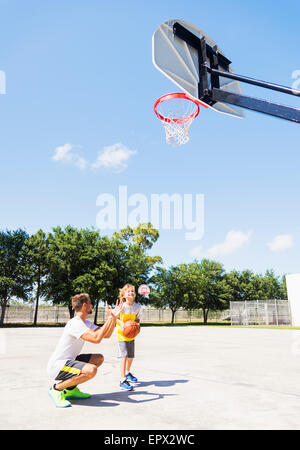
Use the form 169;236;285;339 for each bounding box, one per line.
230;300;291;326
2;302;291;326
1;305;230;325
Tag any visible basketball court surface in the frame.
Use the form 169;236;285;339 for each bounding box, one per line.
1;326;300;430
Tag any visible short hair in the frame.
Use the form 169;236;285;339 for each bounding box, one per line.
72;293;90;312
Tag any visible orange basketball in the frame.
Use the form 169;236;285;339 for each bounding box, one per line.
122;320;140;339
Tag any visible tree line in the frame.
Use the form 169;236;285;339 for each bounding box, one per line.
0;225;287;326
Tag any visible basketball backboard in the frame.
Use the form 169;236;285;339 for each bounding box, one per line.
153;19;300;124
152;19;244;119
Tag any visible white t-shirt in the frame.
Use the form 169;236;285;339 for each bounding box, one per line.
47;316;98;379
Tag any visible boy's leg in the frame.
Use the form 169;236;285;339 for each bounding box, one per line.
126;358;133;373
120;357;127;379
118;342;133;390
125;342;138;382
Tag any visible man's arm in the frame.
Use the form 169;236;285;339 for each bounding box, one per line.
81;301;124;344
81;317;116;344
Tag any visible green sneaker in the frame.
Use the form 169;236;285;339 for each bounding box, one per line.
48;387;71;408
64;387;91;399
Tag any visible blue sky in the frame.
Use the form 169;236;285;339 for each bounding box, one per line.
0;0;299;277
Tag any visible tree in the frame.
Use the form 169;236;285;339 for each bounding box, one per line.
112;224;162;305
152;264;191;324
72;235;118;324
44;226;104;317
152;259;230;324
261;270;282;299
0;229;31;326
226;269;284;303
43;224;161;320
24;229;49;325
225;270;256;302
188;259;230;324
280;275;288;299
114;223;159;250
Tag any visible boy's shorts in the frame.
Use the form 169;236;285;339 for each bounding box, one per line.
118;340;135;358
55;353;91;382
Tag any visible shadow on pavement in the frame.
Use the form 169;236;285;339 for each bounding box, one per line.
137;379;189;388
70;378;187;407
71;388;180;408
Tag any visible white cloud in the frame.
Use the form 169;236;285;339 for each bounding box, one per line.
206;230;252;259
52;143;88;170
52;143;73;162
92;143;136;172
52;142;136;173
189;245;202;258
189;230;252;260
267;234;295;252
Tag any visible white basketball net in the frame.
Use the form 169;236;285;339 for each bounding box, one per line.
155;95;199;146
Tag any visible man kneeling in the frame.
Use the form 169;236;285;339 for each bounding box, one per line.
47;293;123;408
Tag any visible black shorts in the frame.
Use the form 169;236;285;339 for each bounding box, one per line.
55;354;92;382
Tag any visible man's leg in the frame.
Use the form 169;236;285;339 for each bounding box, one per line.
89;353;104;368
55;362;97;391
60;353;104;389
48;359;97;408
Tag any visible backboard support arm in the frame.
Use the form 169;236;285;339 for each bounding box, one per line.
212;88;300;123
172;22;300;123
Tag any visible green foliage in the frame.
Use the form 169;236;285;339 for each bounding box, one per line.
0;224;289;326
152;259;230;324
24;229;49;325
225;269;284;302
0;229;32;325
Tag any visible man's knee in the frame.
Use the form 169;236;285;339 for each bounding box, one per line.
82;363;98;379
97;354;104;366
90;354;104;367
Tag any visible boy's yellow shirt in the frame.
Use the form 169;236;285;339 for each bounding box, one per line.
116;302;142;342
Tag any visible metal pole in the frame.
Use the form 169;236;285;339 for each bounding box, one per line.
275;299;278;326
212;88;300;123
209;67;300;97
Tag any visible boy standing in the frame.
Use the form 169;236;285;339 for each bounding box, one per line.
116;284;142;391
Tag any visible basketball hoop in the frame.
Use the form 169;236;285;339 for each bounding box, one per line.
138;284;150;296
154;93;204;146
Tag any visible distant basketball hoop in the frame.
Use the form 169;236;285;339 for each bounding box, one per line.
138;284;151;296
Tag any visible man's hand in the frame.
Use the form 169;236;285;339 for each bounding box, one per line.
105;300;124;320
105;301;113;318
111;299;125;319
82;301;123;344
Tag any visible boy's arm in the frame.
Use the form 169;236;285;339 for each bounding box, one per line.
116;318;124;331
